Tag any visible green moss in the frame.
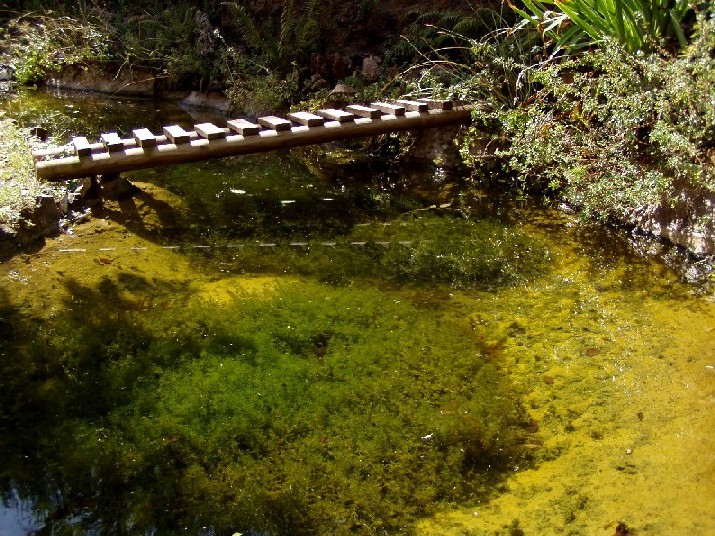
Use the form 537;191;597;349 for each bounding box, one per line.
1;276;533;534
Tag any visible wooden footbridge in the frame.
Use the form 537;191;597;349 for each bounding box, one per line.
34;99;471;181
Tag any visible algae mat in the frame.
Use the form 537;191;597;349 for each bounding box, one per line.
1;188;714;534
418;221;715;535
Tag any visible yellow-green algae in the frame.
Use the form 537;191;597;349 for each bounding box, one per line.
1;180;713;534
418;216;715;535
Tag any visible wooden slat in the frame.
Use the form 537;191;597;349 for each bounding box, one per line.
258;116;292;131
371;102;406;116
345;105;382;119
72;137;92;157
395;99;429;112
227;119;260;136
315;109;355;123
133;128;157;148
163;125;191;144
100;132;124;152
287;111;325;127
194;122;227;140
417;98;454;110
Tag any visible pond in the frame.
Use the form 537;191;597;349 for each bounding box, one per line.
1;88;714;535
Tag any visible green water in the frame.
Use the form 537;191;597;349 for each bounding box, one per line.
1;88;714;535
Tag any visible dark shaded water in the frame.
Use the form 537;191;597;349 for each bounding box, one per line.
1;88;714;535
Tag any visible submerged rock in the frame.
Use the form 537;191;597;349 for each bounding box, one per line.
180;91;230;114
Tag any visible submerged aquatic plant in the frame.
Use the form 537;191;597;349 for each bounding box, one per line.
0;276;535;534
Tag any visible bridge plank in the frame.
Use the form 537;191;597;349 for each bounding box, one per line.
287;111;325;127
315;109;355;123
72;137;92;157
417;98;454;110
100;132;124;152
345;105;382;119
163;125;191;144
395;99;429;112
133;128;157;148
194;122;227;140
227;119;260;136
371;102;406;116
258;116;292;131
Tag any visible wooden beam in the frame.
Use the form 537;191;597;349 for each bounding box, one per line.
345;105;382;119
36;106;472;181
163;125;191;144
133;128;156;148
395;99;429;112
287;111;325;127
418;98;454;110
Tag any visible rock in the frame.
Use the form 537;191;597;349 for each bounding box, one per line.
409;125;464;167
69;176;102;207
330;83;357;97
326;83;357;107
180;91;230;114
70;210;91;224
0;68;12;81
628;189;715;256
48;64;156;96
58;192;70;215
66;177;95;210
0;225;19;260
18;195;60;242
361;55;382;82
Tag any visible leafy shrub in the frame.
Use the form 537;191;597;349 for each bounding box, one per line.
459;7;715;219
1;12;113;84
397;8;544;107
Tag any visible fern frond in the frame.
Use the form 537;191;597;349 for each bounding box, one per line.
278;0;297;60
226;2;264;51
453;16;488;39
